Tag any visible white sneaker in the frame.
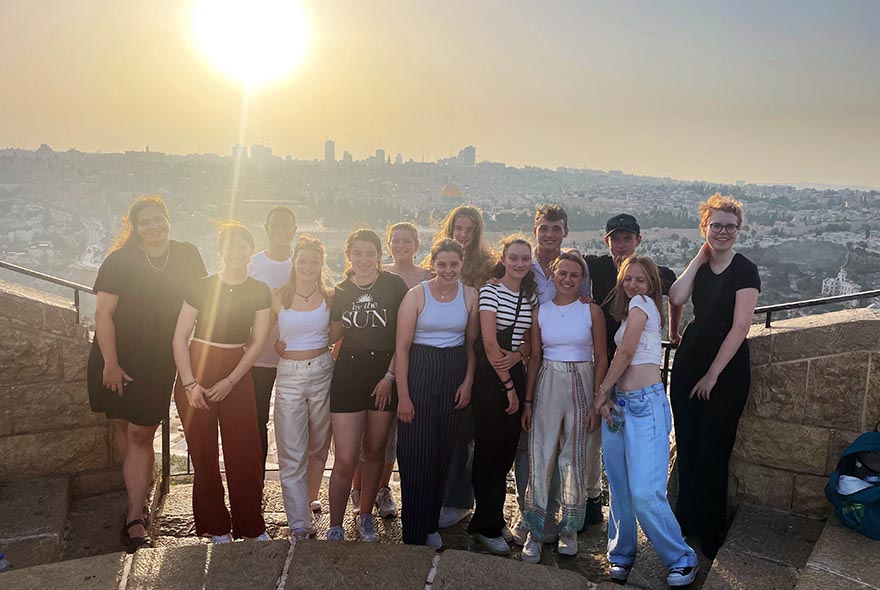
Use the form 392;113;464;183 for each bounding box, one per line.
438;507;471;528
510;520;528;546
557;531;577;556
211;533;233;544
610;562;632;582
349;488;361;515
250;532;271;541
520;532;542;563
326;526;345;541
426;531;443;549
375;486;398;518
474;534;511;555
310;499;322;514
356;514;379;542
291;527;310;541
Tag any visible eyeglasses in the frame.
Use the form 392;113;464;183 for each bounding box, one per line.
709;223;740;234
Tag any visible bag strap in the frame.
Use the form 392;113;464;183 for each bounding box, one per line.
874;420;880;433
513;289;524;320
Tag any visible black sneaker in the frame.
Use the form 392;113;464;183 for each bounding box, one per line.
586;497;604;524
666;566;697;587
609;562;632;582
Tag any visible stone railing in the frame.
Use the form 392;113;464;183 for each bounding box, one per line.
0;278;122;496
730;307;880;517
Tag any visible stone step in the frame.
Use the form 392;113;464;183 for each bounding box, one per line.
794;515;880;590
702;505;824;590
0;475;70;568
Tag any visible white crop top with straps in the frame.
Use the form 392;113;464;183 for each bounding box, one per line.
278;300;331;351
613;295;662;366
538;300;593;362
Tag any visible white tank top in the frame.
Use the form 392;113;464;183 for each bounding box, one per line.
537;300;593;362
278;300;330;351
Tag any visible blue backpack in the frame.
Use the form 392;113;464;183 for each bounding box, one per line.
825;422;880;540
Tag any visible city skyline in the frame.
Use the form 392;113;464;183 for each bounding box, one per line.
2;1;879;189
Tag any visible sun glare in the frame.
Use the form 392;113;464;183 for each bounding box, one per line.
191;0;311;89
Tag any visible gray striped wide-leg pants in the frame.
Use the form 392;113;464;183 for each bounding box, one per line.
397;343;467;545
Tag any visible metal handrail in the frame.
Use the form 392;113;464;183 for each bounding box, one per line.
0;259;95;324
754;288;880;328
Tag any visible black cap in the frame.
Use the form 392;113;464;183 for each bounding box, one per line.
605;214;640;237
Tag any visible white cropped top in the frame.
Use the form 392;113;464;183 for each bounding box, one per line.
613;295;662;366
537;300;593;362
278;300;331;351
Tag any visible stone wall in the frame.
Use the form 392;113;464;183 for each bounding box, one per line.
0;279;122;496
730;307;880;518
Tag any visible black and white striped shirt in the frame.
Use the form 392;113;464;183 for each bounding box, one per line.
478;283;538;350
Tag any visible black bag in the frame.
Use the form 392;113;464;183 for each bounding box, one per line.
473;289;524;360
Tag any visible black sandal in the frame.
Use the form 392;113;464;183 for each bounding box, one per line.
121;519;153;554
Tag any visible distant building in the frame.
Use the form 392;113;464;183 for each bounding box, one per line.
232;144;248;160
324;139;335;163
440;183;463;200
394;153;403;165
458;145;476;167
251;144;273;165
822;269;861;297
375;149;385;164
342;150;352;164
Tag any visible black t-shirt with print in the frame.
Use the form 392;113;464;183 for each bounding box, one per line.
585;254;677;362
330;271;409;352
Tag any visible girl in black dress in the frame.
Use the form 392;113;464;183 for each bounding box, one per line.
88;195;206;552
668;193;760;558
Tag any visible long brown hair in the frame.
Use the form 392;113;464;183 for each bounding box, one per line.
343;228;383;278
109;195;169;253
489;234;538;302
277;236;331;309
435;205;492;287
606;254;664;327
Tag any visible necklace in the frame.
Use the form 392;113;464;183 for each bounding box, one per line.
296;286;319;302
143;246;170;271
554;300;578;318
354;275;379;291
435;282;457;300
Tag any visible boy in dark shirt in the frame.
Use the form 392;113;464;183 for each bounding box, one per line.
584;214;682;361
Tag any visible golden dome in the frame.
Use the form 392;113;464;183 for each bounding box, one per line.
440;184;462;199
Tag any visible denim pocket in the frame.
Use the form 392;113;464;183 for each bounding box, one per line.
626;394;653;417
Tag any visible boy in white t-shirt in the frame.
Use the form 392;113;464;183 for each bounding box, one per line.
248;206;296;478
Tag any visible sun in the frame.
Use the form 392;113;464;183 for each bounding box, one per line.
190;0;311;89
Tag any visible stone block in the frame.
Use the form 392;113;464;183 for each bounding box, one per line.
0;535;61;569
747;361;808;421
804;353;869;431
128;540;289;590
747;329;771;367
62;337;91;382
0;425;109;480
866;352;880;431
702;547;798;590
825;429;861;476
0;322;63;386
287;541;435;590
433;549;593;590
2;380;103;434
807;516;880;588
728;461;793;511
794;566;876;590
768;309;880;363
792;473;832;518
72;467;125;498
0;551;124;590
62;491;128;560
721;505;823;568
0;476;69;538
733;417;828;476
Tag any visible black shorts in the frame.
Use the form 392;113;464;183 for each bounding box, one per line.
329;348;398;413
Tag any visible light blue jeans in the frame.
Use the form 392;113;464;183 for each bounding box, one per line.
602;382;697;569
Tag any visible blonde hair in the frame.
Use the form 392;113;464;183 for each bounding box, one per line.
606;255;664;327
489;234;538;301
277;236;331;309
343;228;383;278
386;222;419;246
699;193;744;237
435;205;492;287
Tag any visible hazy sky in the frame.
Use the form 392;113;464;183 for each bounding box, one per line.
2;0;879;188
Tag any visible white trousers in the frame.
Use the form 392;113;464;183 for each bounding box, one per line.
274;352;334;531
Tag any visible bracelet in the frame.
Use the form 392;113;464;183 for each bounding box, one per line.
501;376;513;385
524;400;534;406
181;379;197;389
505;384;515;392
183;381;199;392
383;371;395;383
